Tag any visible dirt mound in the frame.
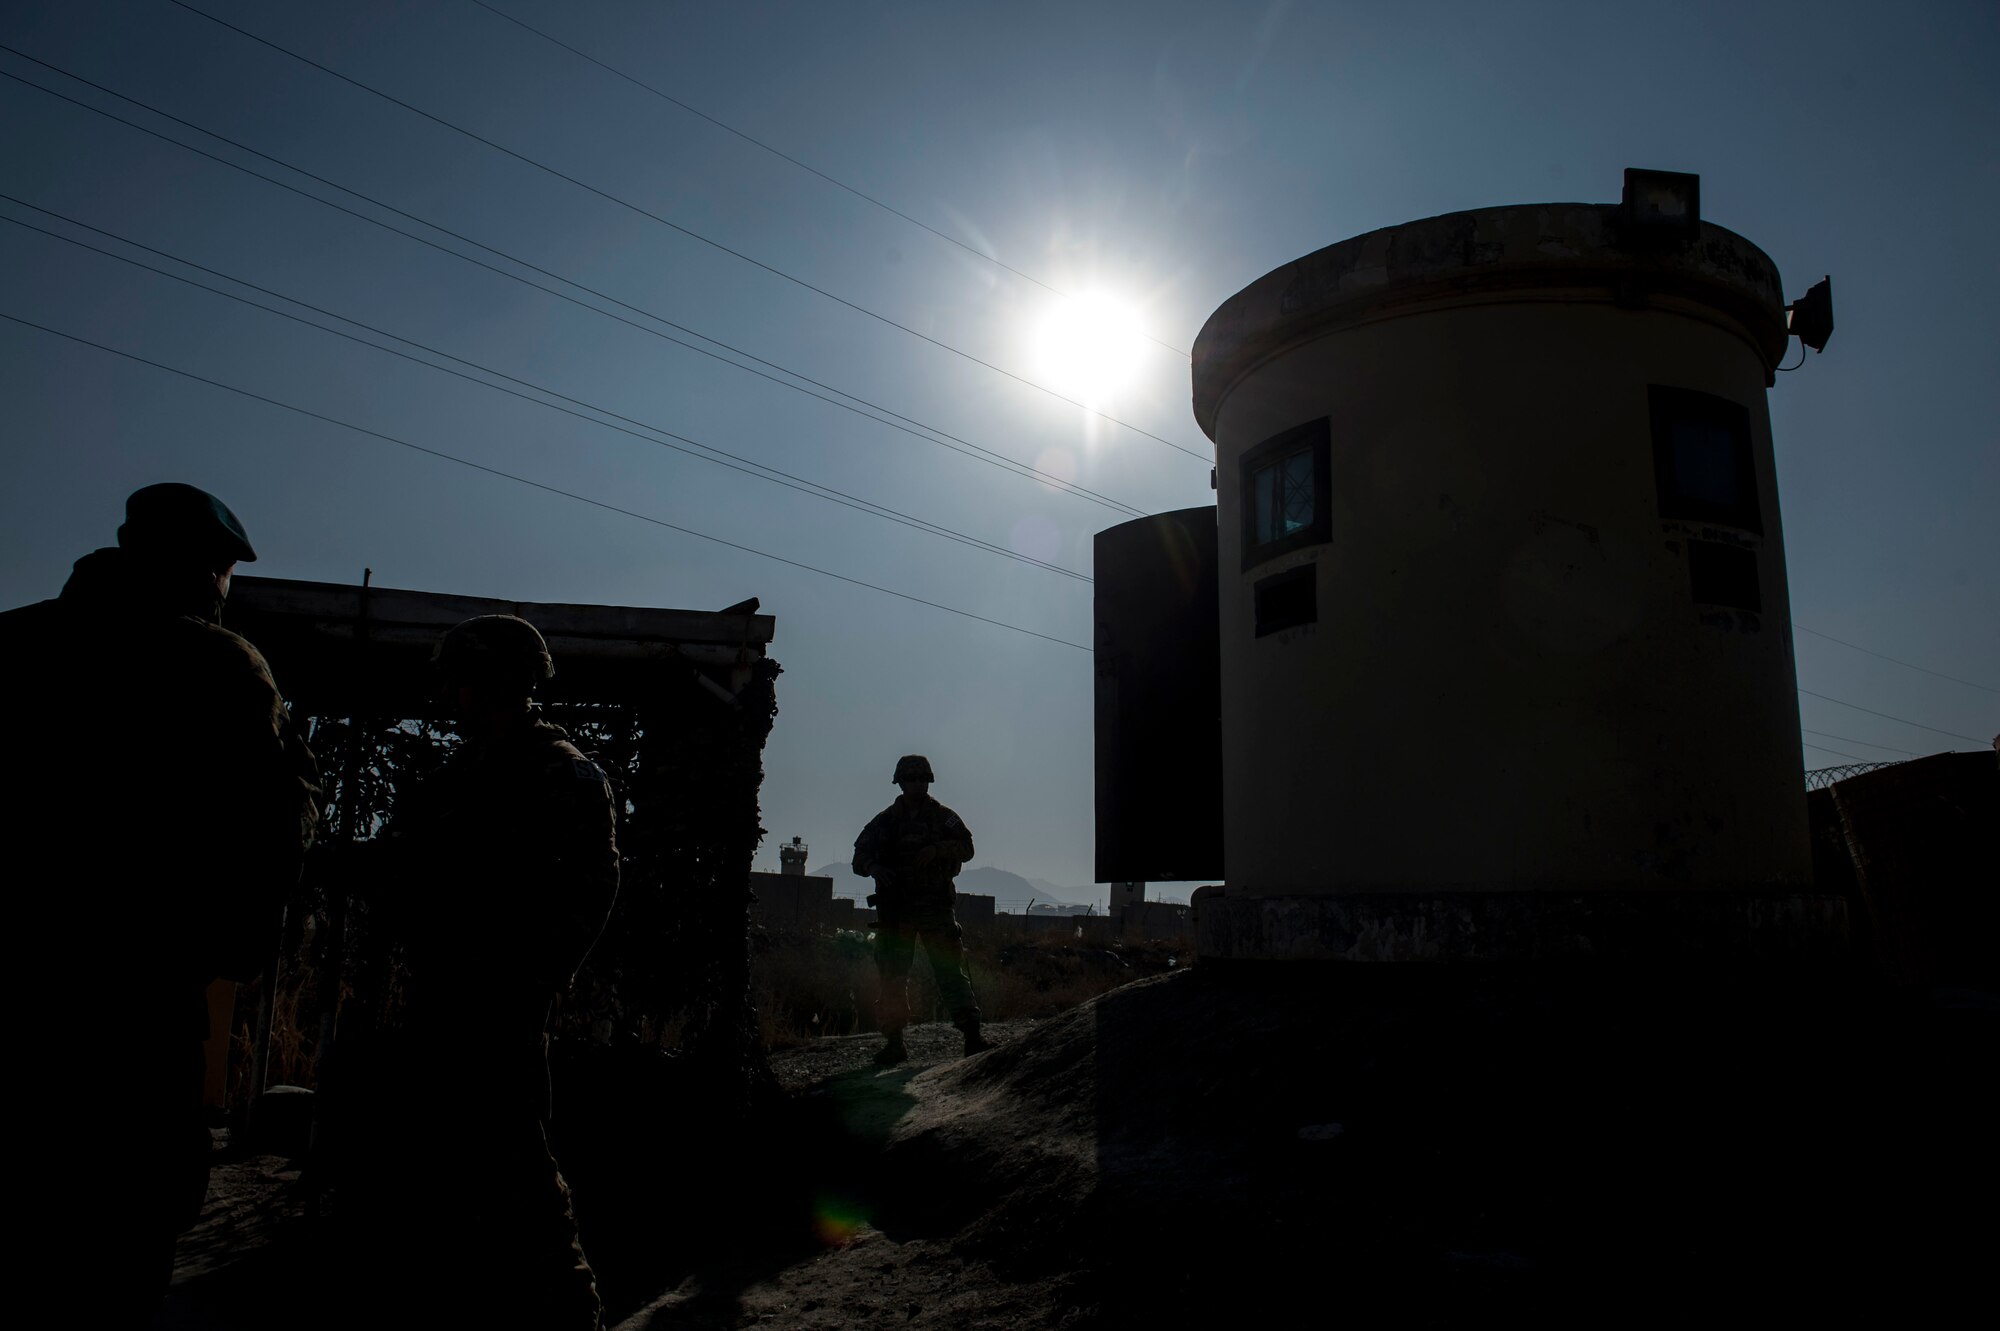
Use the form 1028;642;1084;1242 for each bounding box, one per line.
840;967;1992;1326
165;969;1994;1328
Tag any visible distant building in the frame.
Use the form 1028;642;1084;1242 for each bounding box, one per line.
825;897;877;930
748;867;833;935
1026;901;1094;917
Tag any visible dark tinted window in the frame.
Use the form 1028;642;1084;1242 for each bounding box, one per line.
1240;418;1332;569
1254;564;1317;637
1251;445;1317;546
1650;386;1760;533
1687;539;1761;612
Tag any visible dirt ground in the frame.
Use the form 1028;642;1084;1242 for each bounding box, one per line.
156;1020;1057;1331
157;968;1995;1328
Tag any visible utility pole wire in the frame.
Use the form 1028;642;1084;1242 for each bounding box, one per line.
1792;623;1997;694
1795;688;1984;745
0;55;1147;519
0;203;1095;584
0;310;1094;653
463;0;1193;359
1798;728;1917;757
168;2;1211;463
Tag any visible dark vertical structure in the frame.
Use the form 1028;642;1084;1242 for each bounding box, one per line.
1094;506;1223;883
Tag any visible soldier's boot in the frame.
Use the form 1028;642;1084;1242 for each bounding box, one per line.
959;1023;994;1057
874;1031;908;1067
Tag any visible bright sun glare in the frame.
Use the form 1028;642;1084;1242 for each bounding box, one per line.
1034;292;1147;403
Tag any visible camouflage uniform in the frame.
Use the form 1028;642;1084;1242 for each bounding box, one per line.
0;522;318;1323
853;786;981;1039
330;702;619;1330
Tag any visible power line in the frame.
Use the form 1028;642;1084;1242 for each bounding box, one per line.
0;309;1093;653
1792;622;1997;694
0;201;1094;585
1795;688;1984;745
0;200;1093;583
1800;741;1861;762
0;57;1143;519
463;0;1192;360
1798;728;1918;757
0;58;1152;523
168;1;1210;463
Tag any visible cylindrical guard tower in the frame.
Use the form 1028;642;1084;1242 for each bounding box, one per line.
1192;173;1832;961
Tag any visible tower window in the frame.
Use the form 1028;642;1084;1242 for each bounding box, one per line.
1254;564;1317;637
1240;418;1332;570
1650;386;1761;533
1687;539;1762;612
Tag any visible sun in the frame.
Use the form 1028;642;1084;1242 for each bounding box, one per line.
1033;292;1148;403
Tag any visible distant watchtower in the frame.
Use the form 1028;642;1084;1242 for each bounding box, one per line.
1110;881;1146;913
778;836;808;877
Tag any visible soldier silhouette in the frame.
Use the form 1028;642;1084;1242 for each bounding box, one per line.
0;483;319;1324
852;755;992;1065
323;614;618;1330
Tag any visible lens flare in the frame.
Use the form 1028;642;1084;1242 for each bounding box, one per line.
1010;514;1061;563
812;1196;870;1246
1034;446;1078;487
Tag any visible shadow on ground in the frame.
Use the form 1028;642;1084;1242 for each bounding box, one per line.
160;972;1995;1329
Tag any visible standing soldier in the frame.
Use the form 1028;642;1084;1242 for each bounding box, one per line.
330;614;619;1330
0;483;319;1324
853;755;993;1065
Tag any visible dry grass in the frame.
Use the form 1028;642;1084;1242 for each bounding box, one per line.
237;919;1189;1096
752;926;1186;1049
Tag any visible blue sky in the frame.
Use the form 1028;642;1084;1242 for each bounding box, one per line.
3;1;1994;901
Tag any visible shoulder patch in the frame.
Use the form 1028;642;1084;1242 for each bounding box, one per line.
548;755;607;784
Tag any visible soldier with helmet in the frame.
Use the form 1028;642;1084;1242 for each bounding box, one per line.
327;613;618;1330
853;755;992;1065
0;483;319;1324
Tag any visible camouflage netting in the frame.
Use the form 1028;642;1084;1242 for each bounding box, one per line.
246;657;783;1109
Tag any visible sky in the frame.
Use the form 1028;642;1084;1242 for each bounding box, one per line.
2;0;1994;904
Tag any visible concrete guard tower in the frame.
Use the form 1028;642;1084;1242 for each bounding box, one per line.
1190;169;1840;962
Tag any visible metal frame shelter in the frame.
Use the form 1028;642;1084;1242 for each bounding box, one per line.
225;573;782;1113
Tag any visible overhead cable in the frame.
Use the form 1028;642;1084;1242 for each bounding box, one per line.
0;310;1093;653
0;54;1146;518
1795;688;1984;745
0;203;1094;584
167;1;1210;463
1800;741;1861;762
464;0;1192;359
1792;623;1997;693
1798;728;1918;757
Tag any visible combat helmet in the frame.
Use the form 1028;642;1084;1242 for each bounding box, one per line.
434;614;555;689
117;483;257;564
892;754;935;784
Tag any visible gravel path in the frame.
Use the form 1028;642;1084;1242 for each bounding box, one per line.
766;1019;1042;1092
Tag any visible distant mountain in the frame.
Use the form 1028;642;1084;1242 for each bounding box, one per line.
811;863;1095;912
809;862;874;899
1026;876;1106;910
957;866;1073;911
